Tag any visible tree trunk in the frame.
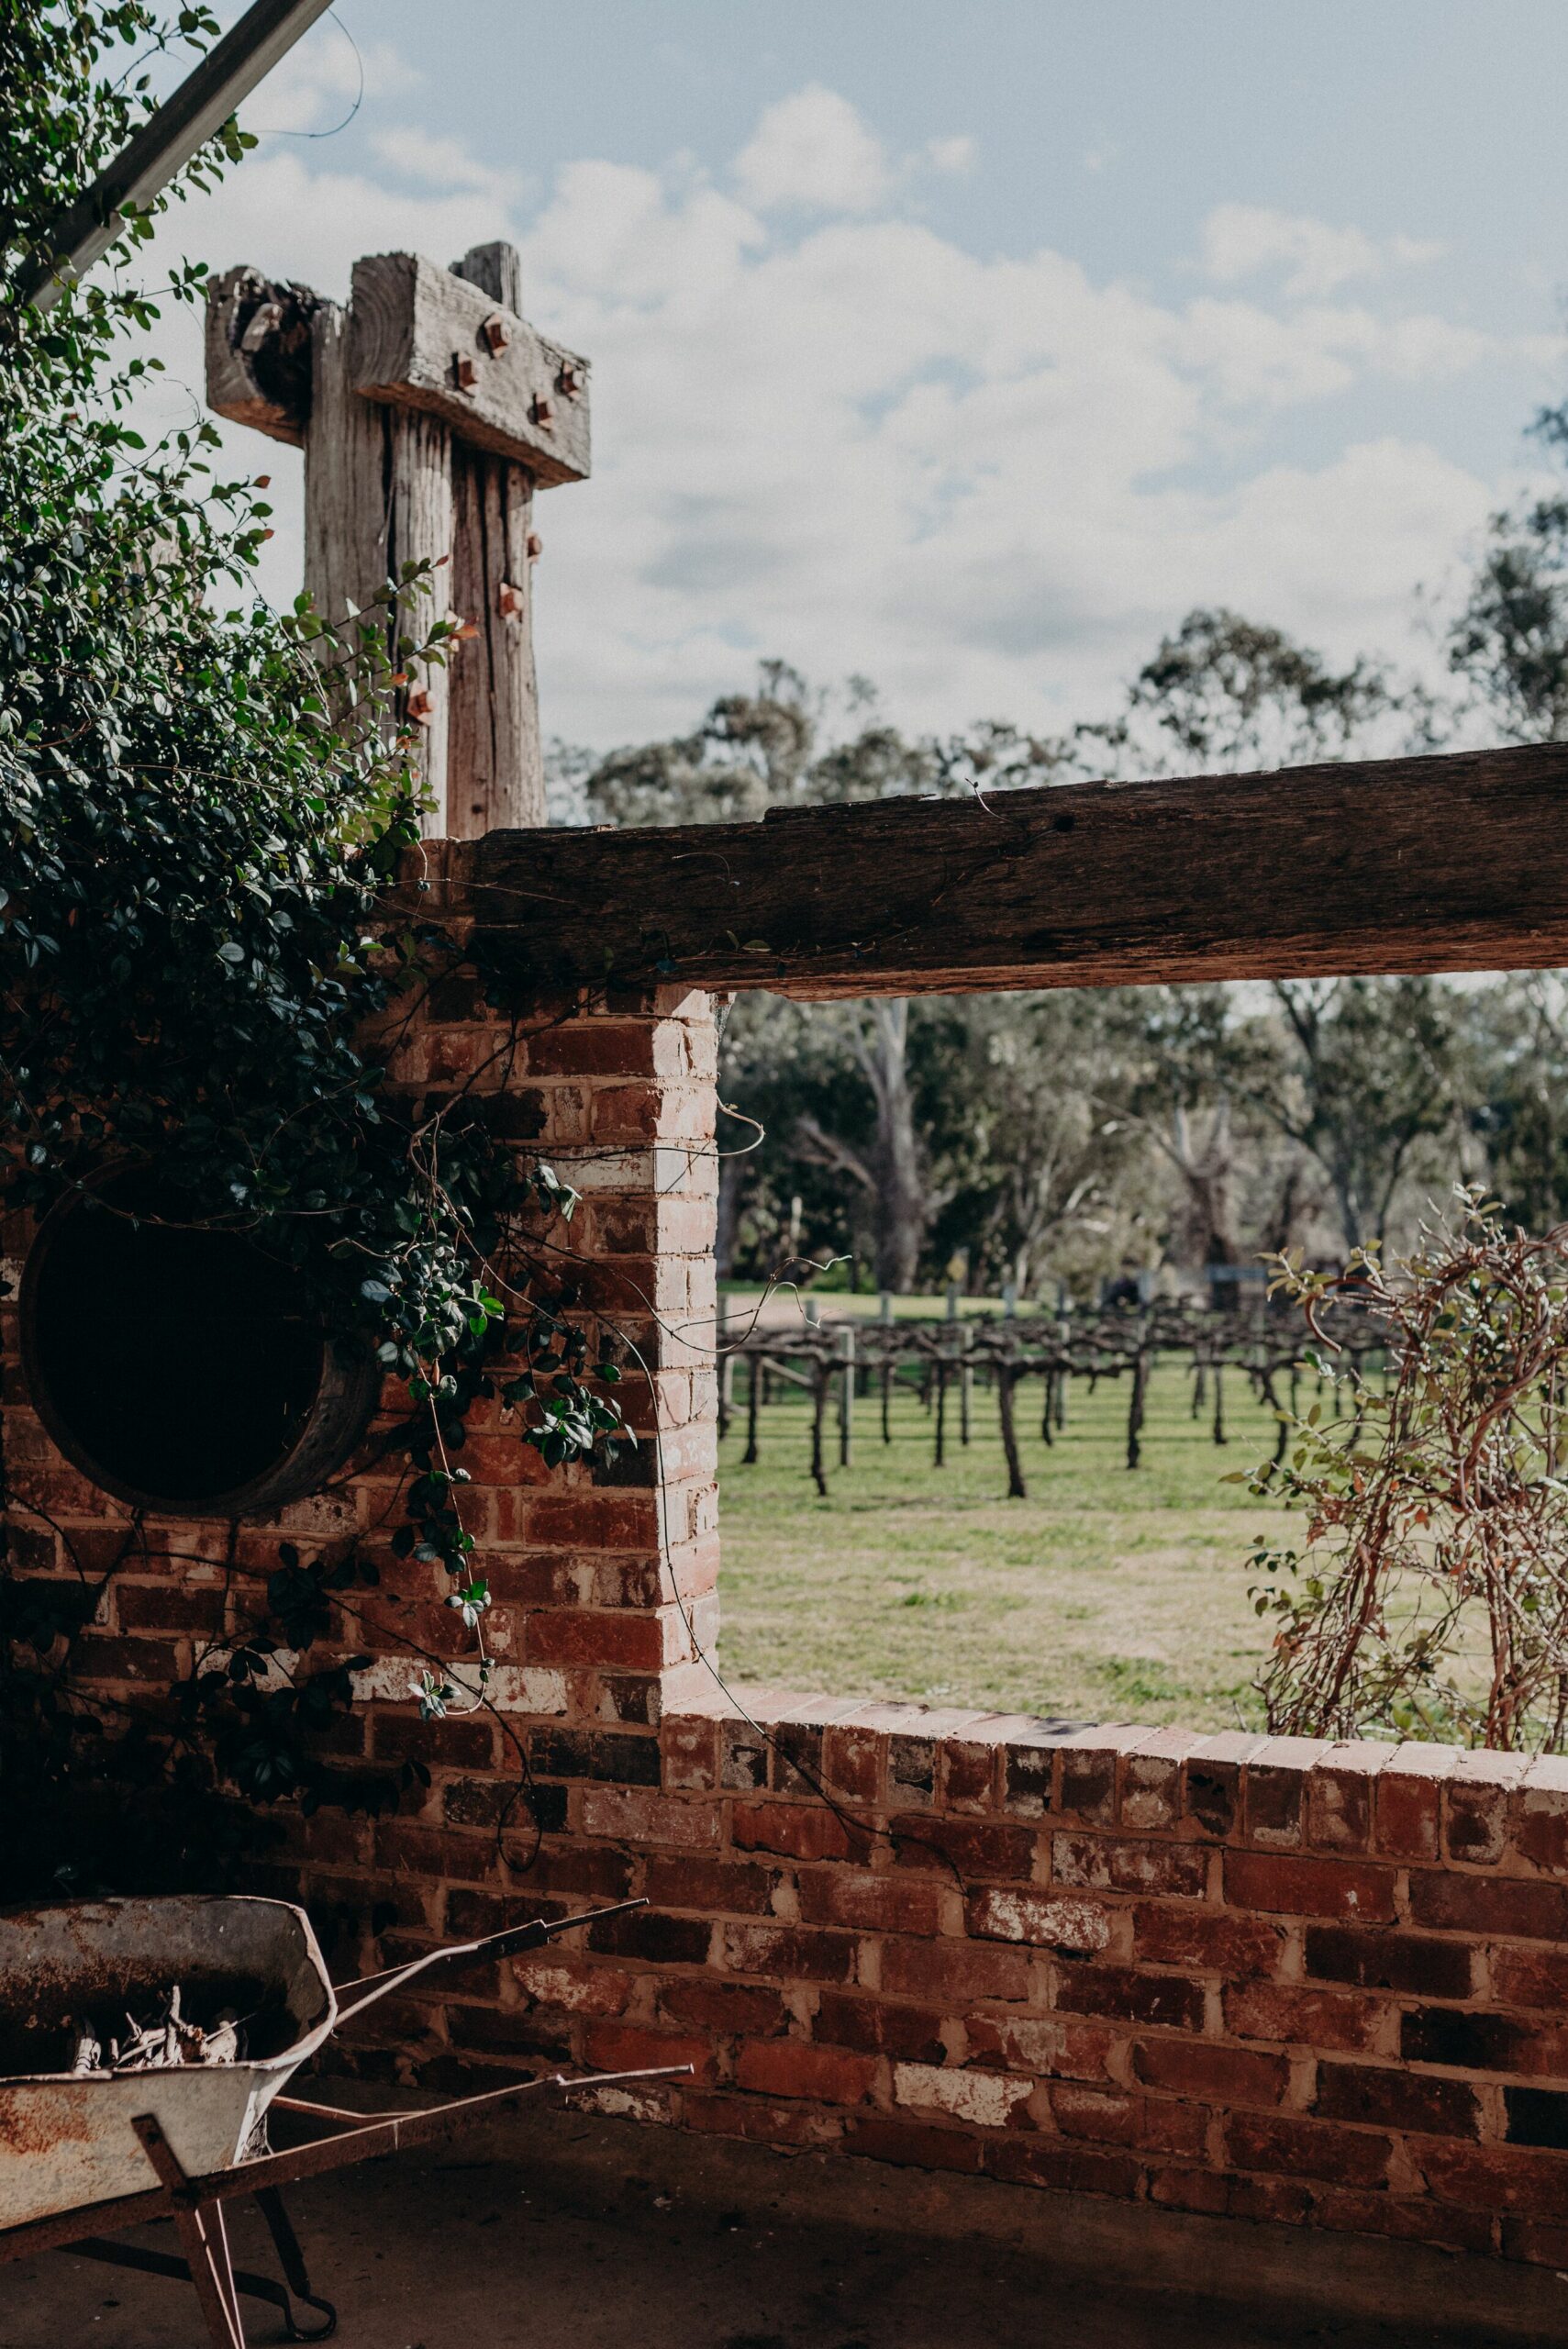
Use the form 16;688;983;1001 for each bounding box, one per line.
853;998;925;1292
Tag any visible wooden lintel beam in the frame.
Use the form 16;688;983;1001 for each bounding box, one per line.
468;741;1568;999
350;252;591;488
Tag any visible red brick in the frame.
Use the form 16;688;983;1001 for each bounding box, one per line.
373;1709;497;1769
510;1958;635;2018
1149;2165;1230;2217
1053;1833;1206;1898
1401;2006;1568;2076
986;2138;1140;2198
1132;1904;1282;1978
1306;1747;1394;1854
528;1609;666;1672
966;1887;1110;1954
734;2038;877;2106
1422;2141;1568;2220
1225;2111;1391;2190
722;1923;858;1984
1511;1782;1568;1875
578;1787;719;1848
115;1583;226;1632
584;1906;711;1966
1315;2061;1480;2138
844;2116;984;2174
1443;1752;1528;1864
731;1802;869;1863
530;1019;657;1075
1058;1742;1119;1825
661;1715;718;1791
73;1634;183;1682
1053;1965;1202;2032
375;1822;494;1882
941;1737;999;1812
879;1937;1030;2005
527;1492;659;1549
1314;2188;1493;2255
815;1993;947;2063
511;1842;632;1902
1049;2082;1137;2143
798;1867;945;1936
582;2019;715;2084
1133;2039;1287;2108
1303;1926;1472;1998
821;1722;883;1806
657;1979;787;2037
1407;1869;1568;1942
1143;2097;1210;2159
1373;1751;1454;1860
681;2090;837;2149
966;2015;1118;2082
888;1812;1036;1880
1226;2174;1312;2226
1223;1852;1394;1921
1224;1981;1385;2054
642;1854;779;1915
1491;1945;1568;2011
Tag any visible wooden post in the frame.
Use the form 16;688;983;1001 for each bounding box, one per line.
206;240;588;837
996;1333;1027;1500
879;1290;894;1444
716;1289;732;1443
742;1351;761;1465
837;1322;855;1469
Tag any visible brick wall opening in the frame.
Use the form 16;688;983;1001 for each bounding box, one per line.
9;942;1568;2272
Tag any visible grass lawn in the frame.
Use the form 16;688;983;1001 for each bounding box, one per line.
716;1356;1302;1731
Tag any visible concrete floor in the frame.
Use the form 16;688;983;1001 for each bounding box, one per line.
4;2104;1565;2349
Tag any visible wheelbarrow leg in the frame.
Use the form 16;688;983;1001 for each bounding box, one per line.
132;2114;247;2349
253;2186;338;2339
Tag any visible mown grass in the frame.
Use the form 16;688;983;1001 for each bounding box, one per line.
716;1355;1302;1731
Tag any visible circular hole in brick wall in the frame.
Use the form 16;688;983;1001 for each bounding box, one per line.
20;1175;379;1518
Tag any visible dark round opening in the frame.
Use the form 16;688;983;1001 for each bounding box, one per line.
20;1177;379;1519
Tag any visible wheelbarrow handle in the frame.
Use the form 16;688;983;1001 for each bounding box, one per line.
333;1898;647;2023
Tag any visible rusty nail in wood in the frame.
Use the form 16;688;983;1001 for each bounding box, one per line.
455;618;481;640
406;685;435;724
453;353;479;391
556;362;584;398
525;533;542;562
497;580;526;618
531;395;554;428
481;313;510;355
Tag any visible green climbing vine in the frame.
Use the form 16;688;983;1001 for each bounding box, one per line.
0;2;626;1896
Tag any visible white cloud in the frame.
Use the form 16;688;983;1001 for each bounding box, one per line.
1199;204;1445;301
925;134;976;178
733;85;894;214
369;126;524;209
135;88;1556;755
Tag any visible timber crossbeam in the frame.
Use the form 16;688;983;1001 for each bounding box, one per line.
463;740;1568;999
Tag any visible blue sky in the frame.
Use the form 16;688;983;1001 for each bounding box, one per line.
150;2;1568;750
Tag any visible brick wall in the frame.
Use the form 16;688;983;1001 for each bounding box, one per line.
9;945;1568;2267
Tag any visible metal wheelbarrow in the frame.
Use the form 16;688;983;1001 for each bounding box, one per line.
0;1893;685;2345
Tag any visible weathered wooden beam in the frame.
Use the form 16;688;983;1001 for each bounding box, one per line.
448;247;543;831
468;741;1568;999
349;251;590;488
205;264;321;446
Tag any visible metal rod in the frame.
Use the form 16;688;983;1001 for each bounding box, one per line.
332;1898;646;2018
19;0;333;312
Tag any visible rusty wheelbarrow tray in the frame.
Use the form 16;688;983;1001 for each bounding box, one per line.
0;1893;685;2346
